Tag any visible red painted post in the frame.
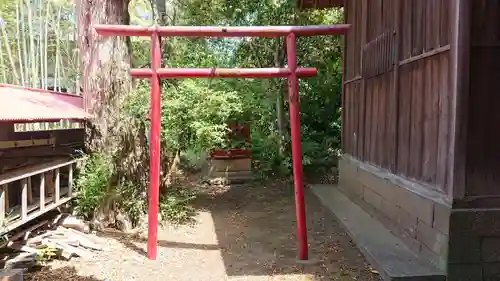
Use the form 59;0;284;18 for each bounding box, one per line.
148;30;161;260
286;32;308;260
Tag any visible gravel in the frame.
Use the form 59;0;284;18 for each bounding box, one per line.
25;181;381;281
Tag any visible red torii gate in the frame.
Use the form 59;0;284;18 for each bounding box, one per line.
93;24;349;261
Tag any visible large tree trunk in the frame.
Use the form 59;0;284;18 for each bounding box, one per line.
78;0;131;151
77;0;148;230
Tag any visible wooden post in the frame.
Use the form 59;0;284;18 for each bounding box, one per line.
0;167;7;220
39;173;45;212
68;164;73;197
21;179;27;219
0;184;5;223
54;168;60;203
46;172;54;197
27;176;32;204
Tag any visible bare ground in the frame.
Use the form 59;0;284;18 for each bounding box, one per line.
25;181;382;281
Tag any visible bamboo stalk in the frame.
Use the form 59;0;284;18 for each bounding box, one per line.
16;0;25;85
39;0;45;89
0;18;20;84
0;31;7;83
44;2;50;89
25;0;37;87
20;0;29;86
54;5;62;91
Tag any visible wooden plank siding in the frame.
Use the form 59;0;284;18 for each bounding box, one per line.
343;0;452;192
465;0;500;197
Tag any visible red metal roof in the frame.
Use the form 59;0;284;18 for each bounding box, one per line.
0;84;88;122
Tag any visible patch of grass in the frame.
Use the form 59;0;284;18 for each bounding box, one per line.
160;186;197;225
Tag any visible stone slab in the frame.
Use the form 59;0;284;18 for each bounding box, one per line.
311;184;446;281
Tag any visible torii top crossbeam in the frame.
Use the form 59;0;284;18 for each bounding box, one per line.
92;23;349;262
93;24;349;37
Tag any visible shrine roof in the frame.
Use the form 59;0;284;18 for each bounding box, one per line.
0;84;88;122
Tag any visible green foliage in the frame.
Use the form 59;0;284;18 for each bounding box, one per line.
123;78;246;154
36;245;59;265
126;0;345;178
159;187;196;224
73;0;345;228
74;153;112;221
74;152;196;225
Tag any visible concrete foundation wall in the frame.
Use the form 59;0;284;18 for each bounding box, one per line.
338;155;450;270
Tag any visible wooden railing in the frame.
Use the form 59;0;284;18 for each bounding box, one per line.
0;159;77;234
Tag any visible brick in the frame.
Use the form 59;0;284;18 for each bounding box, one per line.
380;198;398;222
419;245;446;271
473;210;500;236
363;186;382;211
416;219;448;257
433;203;450;234
450;209;500;236
394;186;434;226
399;230;422;254
338;159;362;196
339;157;357;181
0;269;23;281
448;234;481;263
447;264;482;281
449;210;476;235
483;263;500;281
357;168;395;202
482;237;500;262
394;205;418;238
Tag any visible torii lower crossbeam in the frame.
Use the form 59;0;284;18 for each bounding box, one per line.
93;24;349;261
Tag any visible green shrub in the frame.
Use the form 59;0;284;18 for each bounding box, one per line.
159;187;196;225
74;153;112;221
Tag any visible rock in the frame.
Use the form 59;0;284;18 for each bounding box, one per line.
60;216;90;233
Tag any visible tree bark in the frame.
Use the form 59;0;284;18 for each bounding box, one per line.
78;0;149;228
78;0;131;152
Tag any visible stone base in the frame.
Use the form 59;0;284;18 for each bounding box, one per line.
447;208;500;281
311;184;445;281
208;158;253;184
338;154;500;281
338;155;450;271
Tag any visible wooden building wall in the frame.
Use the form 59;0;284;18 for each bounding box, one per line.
343;0;452;193
465;0;500;198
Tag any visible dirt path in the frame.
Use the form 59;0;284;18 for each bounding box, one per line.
26;182;381;281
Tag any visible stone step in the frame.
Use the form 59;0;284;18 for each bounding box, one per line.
210;170;253;180
310;184;446;281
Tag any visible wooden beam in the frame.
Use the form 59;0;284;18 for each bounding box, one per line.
343;76;362;85
448;0;472;199
68;164;73;197
392;0;402;171
39;173;45;212
4;196;73;233
55;168;60;203
0;138;55;149
21;179;27;219
0;159;77;186
399;44;450;66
